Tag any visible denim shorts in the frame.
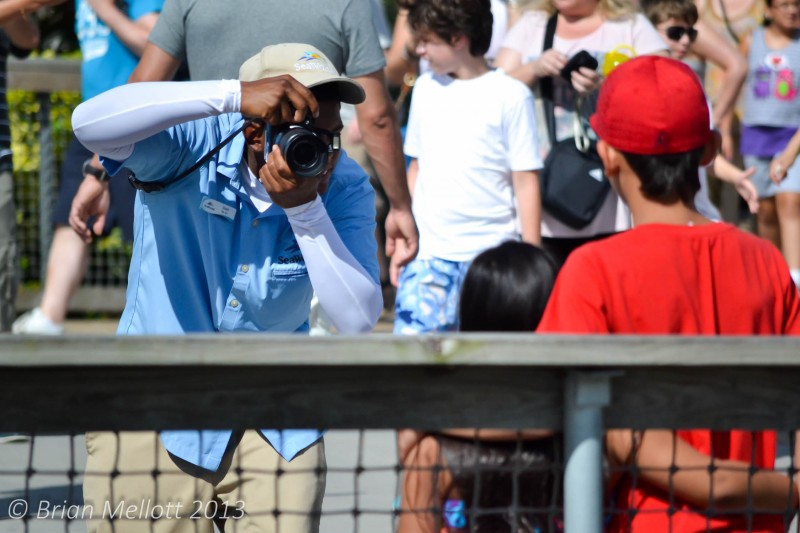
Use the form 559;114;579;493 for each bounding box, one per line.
744;155;800;198
393;257;471;334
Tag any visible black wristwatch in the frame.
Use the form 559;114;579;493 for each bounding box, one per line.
82;158;110;182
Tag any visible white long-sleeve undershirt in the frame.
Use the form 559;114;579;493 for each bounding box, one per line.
71;80;382;333
285;197;382;333
72;80;242;160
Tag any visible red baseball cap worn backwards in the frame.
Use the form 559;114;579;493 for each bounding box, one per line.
589;55;711;155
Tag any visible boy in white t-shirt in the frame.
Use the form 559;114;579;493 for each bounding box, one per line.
394;0;543;334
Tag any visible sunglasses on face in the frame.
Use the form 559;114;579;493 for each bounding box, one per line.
665;26;699;42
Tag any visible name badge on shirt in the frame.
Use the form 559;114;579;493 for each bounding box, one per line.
200;197;236;221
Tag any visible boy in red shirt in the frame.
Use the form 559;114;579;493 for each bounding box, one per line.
538;56;800;532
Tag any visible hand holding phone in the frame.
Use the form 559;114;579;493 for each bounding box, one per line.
560;50;598;82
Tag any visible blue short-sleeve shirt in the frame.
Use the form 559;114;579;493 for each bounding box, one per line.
104;113;378;470
77;0;164;100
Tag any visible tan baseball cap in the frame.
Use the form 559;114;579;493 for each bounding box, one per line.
239;43;365;105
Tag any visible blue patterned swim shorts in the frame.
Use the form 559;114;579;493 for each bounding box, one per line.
393;258;471;334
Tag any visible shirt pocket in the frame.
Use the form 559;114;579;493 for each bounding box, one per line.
270;261;308;280
268;262;309;301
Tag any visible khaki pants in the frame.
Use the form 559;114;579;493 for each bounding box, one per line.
84;431;326;533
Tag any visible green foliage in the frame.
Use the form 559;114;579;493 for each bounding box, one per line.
11;87;131;287
9;89;80;173
9;90;39;173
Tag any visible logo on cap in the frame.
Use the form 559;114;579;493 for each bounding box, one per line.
294;51;336;74
299;52;322;62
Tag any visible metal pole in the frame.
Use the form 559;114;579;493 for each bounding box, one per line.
37;93;53;284
564;371;614;533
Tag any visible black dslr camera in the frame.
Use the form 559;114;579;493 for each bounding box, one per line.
265;116;332;178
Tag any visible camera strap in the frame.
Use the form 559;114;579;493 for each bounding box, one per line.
127;121;253;193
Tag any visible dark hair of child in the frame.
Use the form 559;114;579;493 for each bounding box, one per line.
459;241;557;332
399;0;493;57
641;0;699;26
620;148;704;206
761;0;797;26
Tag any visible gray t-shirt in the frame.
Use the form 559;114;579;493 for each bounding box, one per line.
743;27;800;128
149;0;386;80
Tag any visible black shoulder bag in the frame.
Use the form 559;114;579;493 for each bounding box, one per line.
539;13;610;229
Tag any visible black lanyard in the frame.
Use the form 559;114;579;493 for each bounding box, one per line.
127;121;253;193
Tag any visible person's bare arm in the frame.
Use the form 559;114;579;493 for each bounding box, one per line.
1;12;38;50
712;155;758;213
388;157;418;285
355;70;411;212
128;41;181;83
385;8;416;87
442;428;554;440
354;69;418;280
406;157;417;199
87;0;157;57
794;431;800;502
607;429;798;510
507;0;522;27
0;0;63;24
0;0;63;43
495;46;567;88
513;169;541;245
691;19;747;127
495;47;530;82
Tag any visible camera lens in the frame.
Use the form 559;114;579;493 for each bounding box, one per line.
292;139;318;167
278;128;329;177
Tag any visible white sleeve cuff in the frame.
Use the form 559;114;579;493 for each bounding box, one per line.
283;196;324;223
221;79;242;114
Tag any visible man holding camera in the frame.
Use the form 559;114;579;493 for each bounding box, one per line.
70;43;382;533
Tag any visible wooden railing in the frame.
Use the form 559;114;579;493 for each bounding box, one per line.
1;333;798;532
2;333;798;431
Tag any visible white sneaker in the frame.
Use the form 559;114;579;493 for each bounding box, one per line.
11;307;64;335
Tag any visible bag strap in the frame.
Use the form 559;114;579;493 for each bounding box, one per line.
128;121;251;193
540;14;592;154
540;12;558;147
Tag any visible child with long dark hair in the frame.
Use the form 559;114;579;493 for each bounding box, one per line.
399;241;562;533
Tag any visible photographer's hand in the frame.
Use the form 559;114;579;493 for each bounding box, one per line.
241;75;319;126
259;144;326;209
